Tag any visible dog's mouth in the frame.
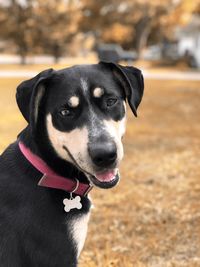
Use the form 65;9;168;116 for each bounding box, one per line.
87;169;120;189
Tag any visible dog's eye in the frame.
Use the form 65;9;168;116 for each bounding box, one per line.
59;109;72;117
106;98;118;107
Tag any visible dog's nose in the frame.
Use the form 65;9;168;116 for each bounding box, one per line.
89;142;117;168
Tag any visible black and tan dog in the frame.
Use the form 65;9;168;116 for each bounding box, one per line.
0;62;144;267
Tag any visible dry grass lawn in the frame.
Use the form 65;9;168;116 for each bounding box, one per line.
0;76;200;267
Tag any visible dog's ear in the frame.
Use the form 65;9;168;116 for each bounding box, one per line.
16;68;55;124
99;61;144;117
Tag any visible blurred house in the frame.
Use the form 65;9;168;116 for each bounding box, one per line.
143;45;162;61
176;15;200;68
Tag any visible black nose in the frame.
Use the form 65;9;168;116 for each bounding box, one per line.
89;142;117;168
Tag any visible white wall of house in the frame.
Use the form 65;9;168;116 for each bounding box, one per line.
177;30;200;68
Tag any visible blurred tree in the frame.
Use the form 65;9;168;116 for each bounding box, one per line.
0;0;82;64
33;0;82;63
0;0;35;64
79;0;168;57
80;0;200;58
195;2;200;14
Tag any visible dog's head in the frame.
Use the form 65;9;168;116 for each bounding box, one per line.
16;62;144;189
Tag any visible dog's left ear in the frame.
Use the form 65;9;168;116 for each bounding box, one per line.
99;62;144;117
16;68;55;125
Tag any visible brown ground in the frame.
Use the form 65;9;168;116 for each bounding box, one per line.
0;75;200;267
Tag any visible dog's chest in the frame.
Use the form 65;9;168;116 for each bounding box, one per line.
69;212;90;258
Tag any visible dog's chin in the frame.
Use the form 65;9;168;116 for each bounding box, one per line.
87;170;120;189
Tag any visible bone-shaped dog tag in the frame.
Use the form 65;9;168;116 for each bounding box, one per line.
63;196;82;212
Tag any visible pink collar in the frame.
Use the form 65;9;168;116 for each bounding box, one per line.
18;142;93;196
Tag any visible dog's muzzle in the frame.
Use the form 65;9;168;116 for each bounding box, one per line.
87;140;120;188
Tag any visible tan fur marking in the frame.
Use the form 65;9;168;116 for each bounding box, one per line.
93;87;104;98
69;96;79;107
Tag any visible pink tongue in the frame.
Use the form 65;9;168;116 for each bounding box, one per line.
95;170;116;182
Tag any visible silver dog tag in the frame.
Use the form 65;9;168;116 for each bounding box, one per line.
63;195;82;213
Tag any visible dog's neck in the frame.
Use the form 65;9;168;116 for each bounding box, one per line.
18;126;90;184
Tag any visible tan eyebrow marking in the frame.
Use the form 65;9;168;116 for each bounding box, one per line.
93;87;104;98
68;96;80;107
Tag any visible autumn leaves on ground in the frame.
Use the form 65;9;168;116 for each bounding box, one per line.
0;72;200;267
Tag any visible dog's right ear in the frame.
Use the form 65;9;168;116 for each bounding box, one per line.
16;68;55;124
99;62;144;117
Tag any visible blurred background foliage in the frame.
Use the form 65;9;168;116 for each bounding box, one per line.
0;0;200;66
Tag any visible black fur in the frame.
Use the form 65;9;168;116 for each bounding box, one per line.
0;62;144;266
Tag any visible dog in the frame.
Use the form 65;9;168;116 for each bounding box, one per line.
0;62;144;267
